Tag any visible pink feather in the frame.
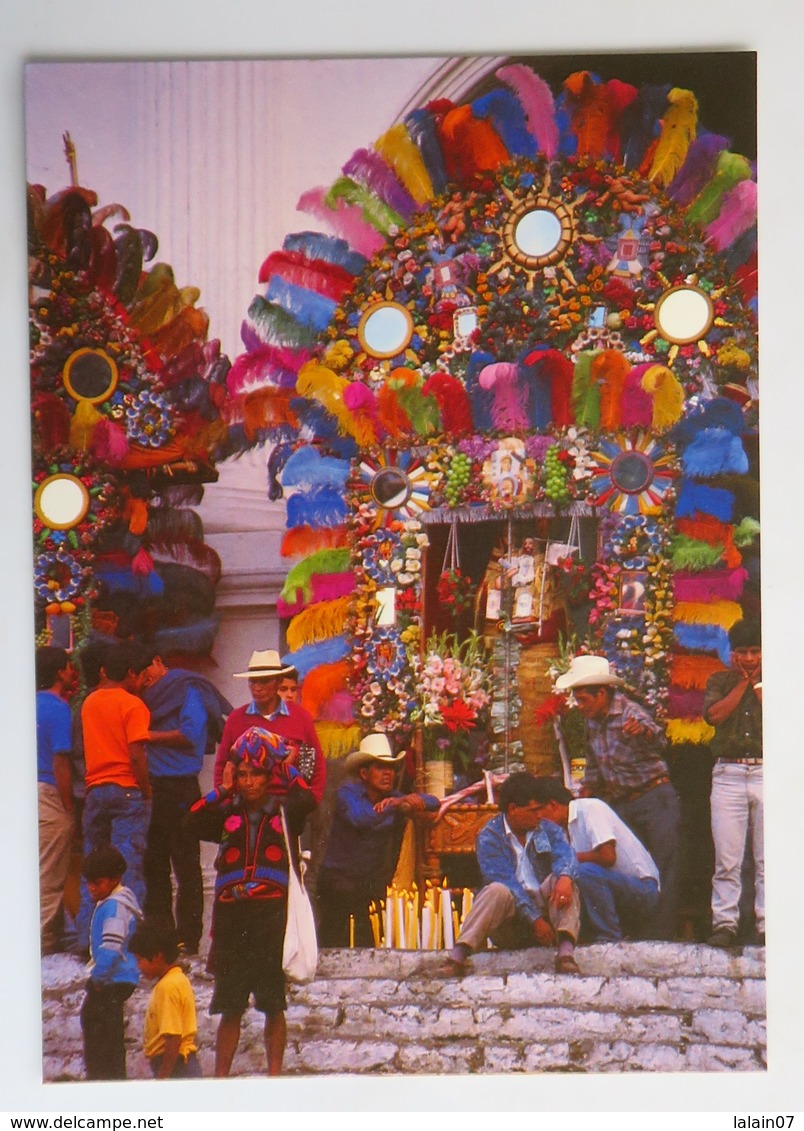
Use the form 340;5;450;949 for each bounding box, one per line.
226;344;311;395
343;381;384;442
496;64;558;157
620;362;654;428
276;571;356;619
297;187;385;259
422;372;474;435
673;566;748;604
131;548;154;576
478;362;529;430
705;180;758;251
317;690;357;724
89;418;129;464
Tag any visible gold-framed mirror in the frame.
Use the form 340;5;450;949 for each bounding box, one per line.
34;473;90;529
358;301;414;359
370;466;412;510
653;285;714;345
503;199;574;270
62;347;119;403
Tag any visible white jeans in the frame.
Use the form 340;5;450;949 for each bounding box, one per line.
710;762;764;933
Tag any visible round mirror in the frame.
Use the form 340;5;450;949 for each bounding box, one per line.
654;286;714;345
358;302;414;359
514;209;562;258
609;451;655;495
62;348;119;403
370;467;411;509
34;473;90;529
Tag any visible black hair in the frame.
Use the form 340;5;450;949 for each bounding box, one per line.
729;619;761;650
574;683;615;699
83;845;127;882
100;641;151;683
129;921;179;964
496;772;541;813
530;777;574;806
280;668;299;683
35;646;70;691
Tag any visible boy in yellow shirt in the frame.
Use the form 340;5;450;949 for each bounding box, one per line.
129;923;201;1078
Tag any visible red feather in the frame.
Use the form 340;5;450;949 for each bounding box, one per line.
32;393;71;450
591;350;631;430
258;250;355;301
377;383;413;438
422;372;474;435
436;104;509;184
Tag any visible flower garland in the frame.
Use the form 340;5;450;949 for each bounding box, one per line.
409;631;492;767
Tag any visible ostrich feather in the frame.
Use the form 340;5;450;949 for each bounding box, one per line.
733;516;760;547
92;202;130;228
286;486;348;530
465;350;496;432
572;351;601;429
280;524;349;559
42;187;95;267
377;383;413;438
675;481;735;523
404;108;449;194
667;132;730;205
148;306;209;361
518;350;552;430
144;507;204;547
324;176;403;234
673;622;731;665
113;223;158;306
342;382;383;444
316;723;362;760
673;566;748;604
676;513;735;547
227;344;310;396
640;364;684;433
300;659;349;717
296;359;348;421
374;123;435;206
277;571;356;618
669;535;728;572
158;341;205;388
297;187;386;258
648;88;698;187
666;687;706;719
245;294;315;349
131;548;154;577
527;349;575;427
281;636;350;680
264;277;336;332
32;393;71;450
619;84;671;169
264;441;293;502
705;179;758;251
472;88;536;158
685;151;752;227
342;148;417;218
670;653;726;690
240;388;298;439
94;564;164;598
734;252;759;305
258;250;355;301
285;596;352;651
436;103;509;184
681;429;749;477
69;399;103;451
281;445;350;490
85;224;118;294
89;418;129;465
666;718;716;745
387;368;440;436
422;372;474;435
603;79;638;162
562;71;611;161
496;64;558;157
478;362;529;431
283;231;367;275
620;362;654;428
673;599;742;630
591;349;630;430
724;228;758;275
152;616;220;658
317;690;357;725
280;549;352;605
154;484;205;508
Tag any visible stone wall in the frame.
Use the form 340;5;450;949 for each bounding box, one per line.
42;942;765;1080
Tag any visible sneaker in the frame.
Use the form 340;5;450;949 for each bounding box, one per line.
707;927;737;948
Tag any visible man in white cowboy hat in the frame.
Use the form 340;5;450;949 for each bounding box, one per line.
555;654;680;940
316;733;439;948
213;650;325;805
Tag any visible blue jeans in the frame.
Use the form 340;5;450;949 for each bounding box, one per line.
75;783;150;949
613;781;681;940
577;862;659;941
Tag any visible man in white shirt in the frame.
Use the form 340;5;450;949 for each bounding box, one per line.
531;777;660;941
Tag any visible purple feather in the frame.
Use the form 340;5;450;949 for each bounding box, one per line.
673;566;748;604
667;132;730;205
478;362;529;430
343;148;417;218
404;109;448;193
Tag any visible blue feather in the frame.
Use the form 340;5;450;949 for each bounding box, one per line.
518;355;551;430
701;398;745;435
283;230;367;275
472;89;535;158
404;109;448;193
267;442;293;501
152;616;220;656
286;485;348;529
465;350;496;432
682;429;749;478
674;623;731;665
281;445;350;490
676;480;735;522
724;227;757;274
264;277;337;332
95;566;165;597
282;635;350;679
619;84;671;168
670;405;708;450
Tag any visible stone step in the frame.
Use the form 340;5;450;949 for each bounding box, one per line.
41;942;766;1080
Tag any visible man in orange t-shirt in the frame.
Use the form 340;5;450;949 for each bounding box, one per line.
75;643;152;953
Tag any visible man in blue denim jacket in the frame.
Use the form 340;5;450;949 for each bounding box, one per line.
444;772;583;975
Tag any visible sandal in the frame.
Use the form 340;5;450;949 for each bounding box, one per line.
554;954;581;975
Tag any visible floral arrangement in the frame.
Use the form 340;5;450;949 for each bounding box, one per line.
410;632;492;767
553;556;593;607
436;567;474;618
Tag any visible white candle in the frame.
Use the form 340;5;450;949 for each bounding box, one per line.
385;895;393;949
421;905;432;950
441;888;454;949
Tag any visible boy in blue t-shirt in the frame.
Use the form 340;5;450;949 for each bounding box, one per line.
80;846;142;1080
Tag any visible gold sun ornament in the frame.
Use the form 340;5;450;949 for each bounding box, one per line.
639;274;732;364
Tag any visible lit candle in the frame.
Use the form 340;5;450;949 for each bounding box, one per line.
396;893;406;949
349;914;355;948
441;887;454;949
462;887;473;923
385;894;393;949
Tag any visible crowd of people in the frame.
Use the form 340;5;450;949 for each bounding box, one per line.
35;618;763;1077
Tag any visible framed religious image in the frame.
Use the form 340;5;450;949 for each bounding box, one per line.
481;439;532;506
619;570;648;614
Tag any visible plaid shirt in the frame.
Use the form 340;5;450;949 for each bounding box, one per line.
582;691;669;802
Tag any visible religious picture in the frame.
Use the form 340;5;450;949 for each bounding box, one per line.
481;440;531;505
619;570;648;614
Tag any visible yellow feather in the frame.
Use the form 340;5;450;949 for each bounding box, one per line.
285;596;352;652
296;360;378;446
374;124;434;205
316;722;362;760
672;600;743;629
69;399;104;451
641;364;685;432
649;88;698;187
666;718;715;745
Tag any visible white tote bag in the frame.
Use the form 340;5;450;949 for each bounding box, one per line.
280;807;318;983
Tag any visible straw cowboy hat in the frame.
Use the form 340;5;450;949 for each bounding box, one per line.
554;654;623;691
344;733;406;775
233;649;294;679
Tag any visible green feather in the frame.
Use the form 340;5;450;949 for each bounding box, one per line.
281;548;351;603
685;151;752;227
324;177;403;235
733;516;760;547
669;534;724;571
572;350;600;429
